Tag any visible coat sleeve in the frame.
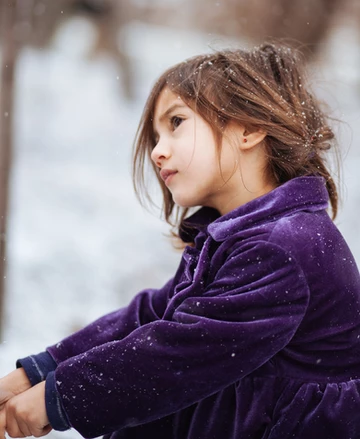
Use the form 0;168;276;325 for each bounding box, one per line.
46;277;175;364
47;241;310;438
16;279;175;387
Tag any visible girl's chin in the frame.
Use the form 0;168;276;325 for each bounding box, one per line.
172;196;199;209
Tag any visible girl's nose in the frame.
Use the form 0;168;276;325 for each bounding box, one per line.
151;140;170;168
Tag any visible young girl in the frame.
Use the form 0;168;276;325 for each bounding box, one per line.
1;43;360;439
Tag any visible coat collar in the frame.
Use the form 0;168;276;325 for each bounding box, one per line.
180;176;329;243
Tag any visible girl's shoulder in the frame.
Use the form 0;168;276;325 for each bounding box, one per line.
217;208;353;282
268;209;345;258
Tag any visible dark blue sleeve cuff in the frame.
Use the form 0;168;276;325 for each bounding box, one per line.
16;352;57;386
45;371;71;432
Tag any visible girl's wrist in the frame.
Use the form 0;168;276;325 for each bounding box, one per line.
0;368;31;394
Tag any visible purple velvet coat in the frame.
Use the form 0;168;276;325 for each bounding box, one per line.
19;176;360;439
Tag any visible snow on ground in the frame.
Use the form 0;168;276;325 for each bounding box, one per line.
0;19;359;439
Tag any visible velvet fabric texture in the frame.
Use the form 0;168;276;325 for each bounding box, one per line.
22;176;360;438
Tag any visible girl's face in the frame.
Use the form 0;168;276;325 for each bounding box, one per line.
151;87;272;215
151;88;244;215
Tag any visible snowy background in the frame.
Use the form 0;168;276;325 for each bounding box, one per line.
0;16;359;439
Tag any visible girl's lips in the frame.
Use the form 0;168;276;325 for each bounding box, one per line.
160;169;177;185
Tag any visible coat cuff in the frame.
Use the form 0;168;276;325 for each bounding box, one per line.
45;371;71;431
16;352;57;386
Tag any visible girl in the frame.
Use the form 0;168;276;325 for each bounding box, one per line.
1;43;360;439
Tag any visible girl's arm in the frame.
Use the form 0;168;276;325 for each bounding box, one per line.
16;277;175;387
43;241;310;438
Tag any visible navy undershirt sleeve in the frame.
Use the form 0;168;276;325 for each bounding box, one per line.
45;371;71;431
16;351;57;386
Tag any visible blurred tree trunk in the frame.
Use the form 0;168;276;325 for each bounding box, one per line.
0;0;18;340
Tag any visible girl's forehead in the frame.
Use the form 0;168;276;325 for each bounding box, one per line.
153;88;189;127
155;88;183;113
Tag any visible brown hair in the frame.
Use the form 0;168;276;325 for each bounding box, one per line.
133;43;339;242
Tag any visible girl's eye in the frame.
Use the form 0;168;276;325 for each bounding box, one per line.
170;116;184;131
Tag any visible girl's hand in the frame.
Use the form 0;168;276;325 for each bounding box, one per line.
0;408;6;439
2;382;52;438
0;369;31;410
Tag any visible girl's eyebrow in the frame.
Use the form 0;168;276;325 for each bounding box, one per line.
153;103;188;133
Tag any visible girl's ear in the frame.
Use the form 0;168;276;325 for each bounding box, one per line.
240;127;267;150
225;123;267;151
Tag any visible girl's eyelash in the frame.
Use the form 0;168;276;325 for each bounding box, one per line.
170;115;184;130
152;116;184;147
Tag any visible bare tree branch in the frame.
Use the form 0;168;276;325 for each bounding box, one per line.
0;0;18;340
